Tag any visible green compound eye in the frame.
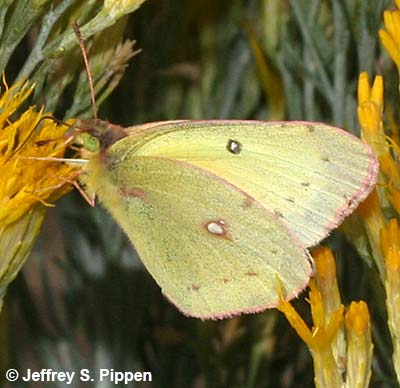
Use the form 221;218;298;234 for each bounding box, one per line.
80;132;100;152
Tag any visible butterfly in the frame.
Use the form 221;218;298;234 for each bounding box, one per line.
76;118;378;319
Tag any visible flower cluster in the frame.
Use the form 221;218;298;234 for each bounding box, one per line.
0;79;77;226
0;78;78;311
278;2;400;386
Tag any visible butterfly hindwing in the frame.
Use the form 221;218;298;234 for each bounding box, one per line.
82;150;312;319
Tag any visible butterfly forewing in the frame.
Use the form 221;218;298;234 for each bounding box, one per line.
123;120;378;247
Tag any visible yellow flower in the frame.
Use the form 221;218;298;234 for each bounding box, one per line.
277;247;374;388
380;219;400;382
103;0;147;19
357;72;386;157
312;247;346;371
357;72;386;277
0;78;77;226
312;247;341;313
379;2;400;71
277;278;344;388
377;3;400;235
357;189;386;277
0;77;78;311
345;301;373;388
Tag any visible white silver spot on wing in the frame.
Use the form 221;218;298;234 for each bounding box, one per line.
204;219;232;240
207;221;225;235
226;139;242;155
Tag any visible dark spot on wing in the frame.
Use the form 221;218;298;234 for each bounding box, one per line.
301;182;310;187
242;195;254;208
118;187;147;200
347;198;356;208
190;284;201;291
286;197;295;203
245;271;258;277
222;278;230;284
226;139;242;155
307;125;315;133
322;155;330;162
274;210;283;218
271;248;278;254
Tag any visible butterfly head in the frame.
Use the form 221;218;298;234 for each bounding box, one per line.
74;118;127;153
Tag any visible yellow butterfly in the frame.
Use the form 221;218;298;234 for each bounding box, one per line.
78;119;378;319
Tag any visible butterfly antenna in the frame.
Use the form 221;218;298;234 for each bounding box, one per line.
72;22;98;119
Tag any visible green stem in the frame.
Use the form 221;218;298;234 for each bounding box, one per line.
290;0;334;104
0;0;13;42
303;0;321;120
17;0;75;81
332;0;349;127
0;0;51;72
